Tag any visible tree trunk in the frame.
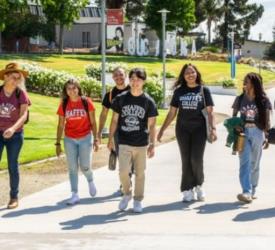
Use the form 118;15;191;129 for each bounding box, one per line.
207;18;212;44
222;0;229;52
59;25;64;54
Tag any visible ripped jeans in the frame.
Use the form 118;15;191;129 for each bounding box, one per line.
64;133;94;193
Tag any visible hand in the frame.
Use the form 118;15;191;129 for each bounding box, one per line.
3;127;15;139
93;140;99;152
234;125;243;133
147;144;155;158
157;130;164;143
107;139;114;151
263;139;269;150
56;145;62;157
211;129;217;142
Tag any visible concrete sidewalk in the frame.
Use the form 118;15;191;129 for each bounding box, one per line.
0;92;275;249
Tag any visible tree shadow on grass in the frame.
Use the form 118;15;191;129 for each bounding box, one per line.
2;193;120;218
233;207;275;222
194;202;247;214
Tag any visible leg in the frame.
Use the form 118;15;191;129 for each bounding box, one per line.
78;134;93;182
118;145;133;196
6;132;23;199
176;125;193;192
190;123;207;187
250;128;264;195
239;130;252;194
132;146;147;201
64;137;79;194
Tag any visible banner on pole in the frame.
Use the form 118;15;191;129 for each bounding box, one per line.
107;9;124;25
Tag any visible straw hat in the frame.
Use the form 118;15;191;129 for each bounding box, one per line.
0;62;29;80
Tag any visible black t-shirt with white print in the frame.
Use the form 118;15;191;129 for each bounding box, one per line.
170;85;214;125
111;91;158;146
102;85;130;109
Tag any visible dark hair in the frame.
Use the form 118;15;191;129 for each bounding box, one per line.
62;79;83;101
244;72;269;130
115;27;124;38
174;63;203;88
129;68;147;81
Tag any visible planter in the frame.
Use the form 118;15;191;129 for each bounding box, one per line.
208;86;237;96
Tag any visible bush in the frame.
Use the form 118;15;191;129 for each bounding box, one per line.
144;77;163;108
200;46;220;53
21;62;102;99
265;41;275;60
217;78;236;88
85;62;129;80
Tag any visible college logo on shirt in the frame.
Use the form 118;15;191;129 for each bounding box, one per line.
0;103;16;118
121;105;145;132
241;104;258;121
65;109;86;119
179;93;202;110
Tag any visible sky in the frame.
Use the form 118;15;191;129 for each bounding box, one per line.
248;0;274;42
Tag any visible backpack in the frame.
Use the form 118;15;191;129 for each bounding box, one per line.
0;85;29;124
62;96;89;116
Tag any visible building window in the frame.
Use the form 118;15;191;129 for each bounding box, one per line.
82;32;91;48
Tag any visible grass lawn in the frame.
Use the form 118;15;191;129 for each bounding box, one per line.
0;93;168;169
0;54;274;87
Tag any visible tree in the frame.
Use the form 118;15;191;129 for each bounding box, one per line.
266;42;275;60
145;0;195;38
273;25;275;42
40;0;89;54
217;0;264;51
125;0;147;20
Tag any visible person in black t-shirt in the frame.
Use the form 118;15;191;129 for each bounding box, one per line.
108;68;158;213
232;73;271;203
157;64;217;202
98;67;130;194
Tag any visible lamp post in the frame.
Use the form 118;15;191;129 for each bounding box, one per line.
259;32;262;75
101;0;106;98
158;9;170;109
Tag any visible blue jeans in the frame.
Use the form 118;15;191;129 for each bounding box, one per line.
239;127;264;195
0;132;23;199
64;133;94;193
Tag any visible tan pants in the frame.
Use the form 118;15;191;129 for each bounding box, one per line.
118;145;147;201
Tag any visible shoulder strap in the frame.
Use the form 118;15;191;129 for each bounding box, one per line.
0;85;21;98
81;96;89;114
62;98;69;114
143;92;151;112
237;93;244;110
109;88;113;104
200;86;207;108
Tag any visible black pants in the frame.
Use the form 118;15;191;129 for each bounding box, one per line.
176;122;207;192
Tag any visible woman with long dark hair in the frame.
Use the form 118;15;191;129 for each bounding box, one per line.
56;79;99;205
157;64;217;202
232;72;271;203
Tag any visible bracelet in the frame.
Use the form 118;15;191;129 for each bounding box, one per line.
55;143;61;146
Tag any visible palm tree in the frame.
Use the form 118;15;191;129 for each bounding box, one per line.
203;0;220;44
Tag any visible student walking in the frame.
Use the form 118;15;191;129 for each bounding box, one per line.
107;68;158;213
157;64;217;202
0;62;30;209
97;67;130;194
232;73;271;203
56;79;99;205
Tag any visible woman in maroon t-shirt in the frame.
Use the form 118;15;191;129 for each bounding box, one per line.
0;63;30;209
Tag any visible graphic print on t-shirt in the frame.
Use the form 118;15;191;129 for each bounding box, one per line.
121;104;145;132
65;109;87;119
0;103;16;118
241;104;258;122
179;92;203;110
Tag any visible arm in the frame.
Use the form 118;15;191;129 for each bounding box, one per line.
89;110;99;152
157;106;178;142
107;111;119;151
207;106;217;141
147;116;157;158
97;106;109;143
3;104;28;138
56;115;65;157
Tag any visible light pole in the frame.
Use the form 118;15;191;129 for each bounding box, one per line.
259;32;262;75
158;9;170;109
228;27;236;79
101;0;106;98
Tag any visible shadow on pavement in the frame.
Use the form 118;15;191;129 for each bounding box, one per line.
60;211;128;230
143;201;195;213
233;207;275;222
1;193;120;218
195;202;246;214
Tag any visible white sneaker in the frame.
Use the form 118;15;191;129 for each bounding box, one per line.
195;185;205;201
88;181;97;197
119;195;132;211
133;200;143;213
182;190;195;202
66;193;80;205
